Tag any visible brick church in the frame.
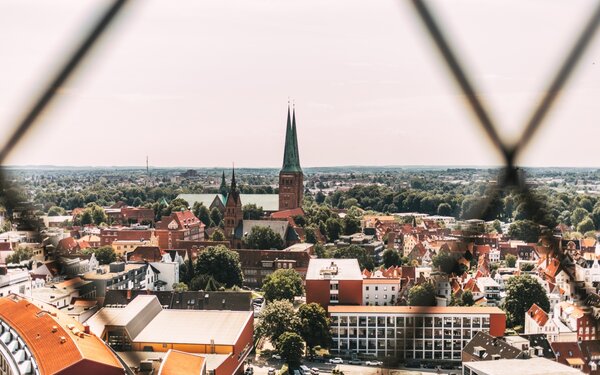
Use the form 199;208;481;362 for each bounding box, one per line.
220;105;305;247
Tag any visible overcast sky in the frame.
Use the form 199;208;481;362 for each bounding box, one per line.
1;0;600;168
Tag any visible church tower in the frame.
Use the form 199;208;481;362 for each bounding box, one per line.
224;168;243;239
279;104;304;210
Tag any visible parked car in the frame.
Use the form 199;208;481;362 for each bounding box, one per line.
244;367;254;375
405;361;420;368
422;363;437;369
299;365;311;374
271;354;282;360
329;357;344;364
310;368;319;374
441;363;454;370
365;360;383;366
293;370;301;375
267;368;276;375
348;359;362;365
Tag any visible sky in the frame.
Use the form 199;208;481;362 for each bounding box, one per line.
1;0;600;168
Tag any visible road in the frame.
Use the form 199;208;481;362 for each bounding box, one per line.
246;359;460;375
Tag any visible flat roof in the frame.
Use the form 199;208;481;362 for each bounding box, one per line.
464;358;581;375
306;258;363;281
363;278;401;284
328;305;506;315
134;309;252;345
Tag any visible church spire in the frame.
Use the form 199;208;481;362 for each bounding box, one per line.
219;171;227;195
230;165;237;192
281;102;302;173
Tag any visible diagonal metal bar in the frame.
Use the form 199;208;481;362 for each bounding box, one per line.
410;0;510;165
0;0;130;165
511;2;600;159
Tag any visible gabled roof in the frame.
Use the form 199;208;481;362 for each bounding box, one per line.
527;303;549;327
159;349;206;375
87;295;162;339
127;246;162;262
463;331;524;360
240;220;289;241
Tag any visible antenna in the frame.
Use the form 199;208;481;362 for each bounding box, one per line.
146;156;149;175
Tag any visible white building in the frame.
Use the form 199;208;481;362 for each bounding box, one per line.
329;305;506;362
476;277;502;307
145;261;179;292
488;249;501;263
0;267;32;298
362;278;400;306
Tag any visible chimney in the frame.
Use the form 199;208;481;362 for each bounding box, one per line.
127;289;132;300
83;324;90;334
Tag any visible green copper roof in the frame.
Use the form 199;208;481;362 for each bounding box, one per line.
281;106;302;173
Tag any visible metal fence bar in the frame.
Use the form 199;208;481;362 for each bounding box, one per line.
0;0;130;165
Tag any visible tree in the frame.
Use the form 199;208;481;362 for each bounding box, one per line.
47;206;66;216
571;207;590;227
192;202;212;227
460;290;474;306
305;227;318;244
505;254;517;268
195;245;243;287
244;226;284;250
277;332;304;368
5;247;34;264
432;251;466;275
210;207;223;227
298;303;330;355
333;245;374;271
173;282;189;292
508;220;541;243
437;203;452;216
93;246;117;265
210;229;225;241
382;249;401;268
343;215;361;235
577;217;595;234
257;300;301;343
492;220;502;234
243;204;263;220
189;274;223;291
262;269;304;302
503;275;549;327
325;217;343;241
179;258;195;284
408;282;436;306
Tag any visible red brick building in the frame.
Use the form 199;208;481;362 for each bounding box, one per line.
305;258;363;309
155;210;205;250
100;227;153;246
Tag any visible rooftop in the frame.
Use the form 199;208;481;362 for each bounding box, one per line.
328;305;506;315
158;349;205;375
0;296;123;374
464;357;581;375
306;258;363;281
89;295;252;346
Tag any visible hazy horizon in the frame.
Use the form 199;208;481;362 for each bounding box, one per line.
2;0;600;168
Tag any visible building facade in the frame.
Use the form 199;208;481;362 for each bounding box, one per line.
329;305;506;362
305;259;363;309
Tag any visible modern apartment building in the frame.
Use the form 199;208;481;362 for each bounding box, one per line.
306;259;363;309
329;305;506;362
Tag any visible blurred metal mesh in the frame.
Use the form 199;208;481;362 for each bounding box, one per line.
1;0;599;310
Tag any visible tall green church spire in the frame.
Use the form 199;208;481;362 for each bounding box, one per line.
281;104;302;173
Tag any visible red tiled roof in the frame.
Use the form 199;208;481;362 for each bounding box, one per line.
0;296;122;374
271;208;304;220
527;303;549;327
159;349;206;375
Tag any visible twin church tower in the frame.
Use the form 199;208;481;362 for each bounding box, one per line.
222;104;304;239
278;104;304;211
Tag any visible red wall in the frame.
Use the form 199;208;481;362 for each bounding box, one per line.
306;279;331;309
338;280;362;305
489;313;506;337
